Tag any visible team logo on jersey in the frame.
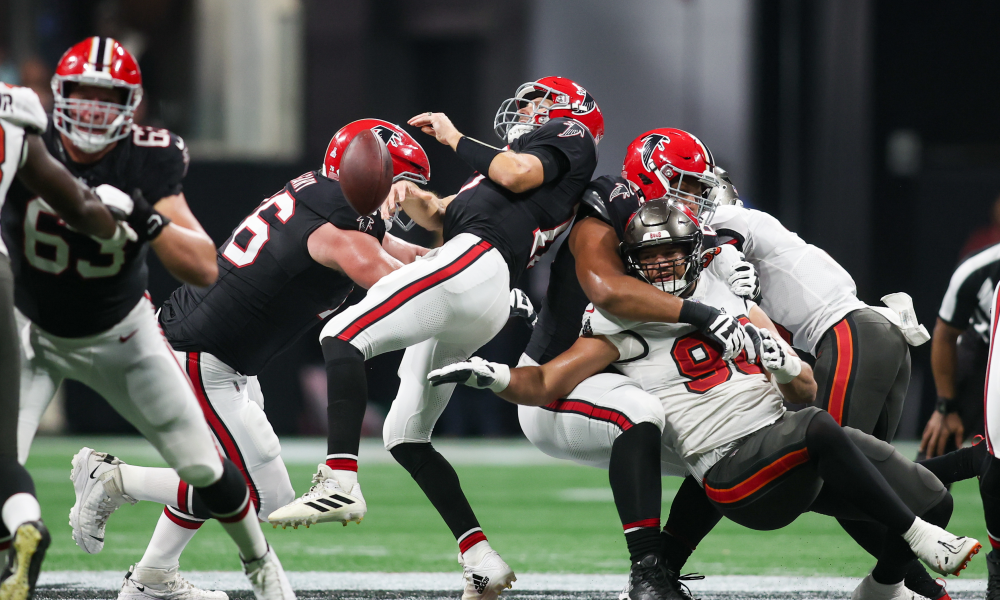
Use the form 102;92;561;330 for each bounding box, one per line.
558;121;586;138
0;92;12;112
701;246;721;268
640;133;670;170
608;183;632;203
371;125;403;148
357;215;376;233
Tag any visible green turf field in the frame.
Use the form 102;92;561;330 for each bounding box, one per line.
24;436;990;578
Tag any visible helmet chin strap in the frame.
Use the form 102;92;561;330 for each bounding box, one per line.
68;112;128;154
506;124;534;144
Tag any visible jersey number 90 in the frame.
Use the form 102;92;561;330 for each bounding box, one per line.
670;331;762;393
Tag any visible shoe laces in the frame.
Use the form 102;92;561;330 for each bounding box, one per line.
674;573;704;600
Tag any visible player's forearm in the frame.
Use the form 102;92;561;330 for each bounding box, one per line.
150;225;219;287
585;270;684;324
498;366;565;407
777;362;816;404
931;319;961;399
400;190;446;231
382;234;428;264
488;152;544;193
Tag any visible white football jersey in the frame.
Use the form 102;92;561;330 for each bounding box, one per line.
583;270;785;479
710;204;866;355
0;83;48;257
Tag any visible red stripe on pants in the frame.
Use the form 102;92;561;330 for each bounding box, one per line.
826;320;854;425
705;447;811;504
544;399;635;431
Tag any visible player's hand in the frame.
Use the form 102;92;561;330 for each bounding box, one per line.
701;309;746;362
94;184;134;220
509;288;537;329
754;326;801;383
728;260;760;299
380;181;417;221
408;112;462;148
427;357;511;392
919;410;965;458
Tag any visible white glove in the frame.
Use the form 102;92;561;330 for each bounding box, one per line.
509;288;537;329
728;260;760;299
755;326;801;384
94;184;134;219
427;357;510;392
703;311;746;362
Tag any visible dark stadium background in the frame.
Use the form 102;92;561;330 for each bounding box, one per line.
2;0;998;440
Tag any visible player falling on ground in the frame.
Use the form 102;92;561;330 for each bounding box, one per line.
269;76;603;599
432;201;982;600
0;81;127;600
618;128;944;600
67;119;432;600
3;38;295;600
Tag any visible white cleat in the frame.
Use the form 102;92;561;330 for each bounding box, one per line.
266;465;366;528
242;547;295;600
458;550;516;600
69;447;136;554
852;574;917;600
904;518;982;576
118;564;229;600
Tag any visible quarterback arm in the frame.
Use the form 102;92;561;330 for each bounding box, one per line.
380;181;453;232
16;134;118;239
308;223;402;289
747;305;816;403
150;193;219;287
382;233;429;264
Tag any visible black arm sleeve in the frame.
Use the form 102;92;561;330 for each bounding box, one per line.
523;146;570;184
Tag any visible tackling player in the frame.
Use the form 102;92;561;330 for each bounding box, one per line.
2;39;295;599
270;76;603;599
67;120;431;600
0;81;125;600
433;201;981;600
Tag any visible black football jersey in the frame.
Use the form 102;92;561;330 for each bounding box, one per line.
1;123;188;337
442;117;598;283
160;171;384;375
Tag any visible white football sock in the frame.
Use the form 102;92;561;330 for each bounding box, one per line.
120;465;181;505
1;493;41;533
218;498;269;562
463;540;493;566
333;470;358;490
137;510;201;569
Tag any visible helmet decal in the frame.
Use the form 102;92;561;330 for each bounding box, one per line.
371;124;403;148
640;133;670;170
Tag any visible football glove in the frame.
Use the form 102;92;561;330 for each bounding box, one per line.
704;309;748;362
509;288;537;329
754;326;801;383
427;357;510;392
728;259;760;299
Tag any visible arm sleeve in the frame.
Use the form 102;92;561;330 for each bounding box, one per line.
521;145;570;184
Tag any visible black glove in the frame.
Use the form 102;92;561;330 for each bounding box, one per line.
128;189;171;242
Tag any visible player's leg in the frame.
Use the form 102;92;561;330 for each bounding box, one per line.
660;476;722;576
13;309;63;465
982;284;1000;597
0;258;49;600
75;299;292;599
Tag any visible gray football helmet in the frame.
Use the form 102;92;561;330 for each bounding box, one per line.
621;200;704;295
707;166;742;208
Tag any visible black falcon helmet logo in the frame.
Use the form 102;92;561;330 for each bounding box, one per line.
370;125;403;148
573;91;598;115
640;133;670;170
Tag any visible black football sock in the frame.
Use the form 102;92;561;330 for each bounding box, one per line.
0;457;38;543
918;441;987;486
323;338;367;464
805;412;916;534
874;494;952;587
389;442;482;542
837;518;942;594
609;423;663;562
194;459;268;561
980;453;1000;552
662;475;722;573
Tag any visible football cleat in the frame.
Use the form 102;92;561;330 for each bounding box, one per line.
266;465;365;528
69;447;136;554
904;518;981;576
0;520;51;600
458;549;516;600
620;554;687;600
987;551;1000;600
852;574;919;600
242;546;295;600
119;565;228;600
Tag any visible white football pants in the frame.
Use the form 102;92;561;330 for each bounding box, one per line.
318;233;511;449
16;296;222;486
516;354;688;476
985;283;1000;455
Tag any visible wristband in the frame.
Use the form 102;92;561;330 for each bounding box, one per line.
935;396;960;415
678;300;719;331
772;355;802;384
128;189;171;241
455;136;502;176
487;363;511;393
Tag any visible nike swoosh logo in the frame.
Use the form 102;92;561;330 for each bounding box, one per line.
89;534;104;542
119;330;138;343
89;465;101;479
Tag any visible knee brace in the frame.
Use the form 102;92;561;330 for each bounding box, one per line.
193;459;250;520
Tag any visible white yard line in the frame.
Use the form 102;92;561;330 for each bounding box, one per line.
38;572;985;592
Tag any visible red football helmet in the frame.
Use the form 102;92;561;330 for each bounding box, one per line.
51;37;143;153
493;76;604;145
622;128;720;222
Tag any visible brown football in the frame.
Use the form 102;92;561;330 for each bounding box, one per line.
339;129;394;216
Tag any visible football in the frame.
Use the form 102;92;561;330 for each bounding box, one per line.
339;129;394;216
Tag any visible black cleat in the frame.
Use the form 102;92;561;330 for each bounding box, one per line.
668;570;704;600
0;520;51;600
622;554;685;600
987;550;1000;600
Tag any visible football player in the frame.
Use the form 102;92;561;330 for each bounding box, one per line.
2;39;294;599
270;76;603;599
67;119;431;600
432;201;981;600
0;81;125;600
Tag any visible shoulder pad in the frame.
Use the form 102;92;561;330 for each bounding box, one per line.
0;84;47;133
580;188;610;222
